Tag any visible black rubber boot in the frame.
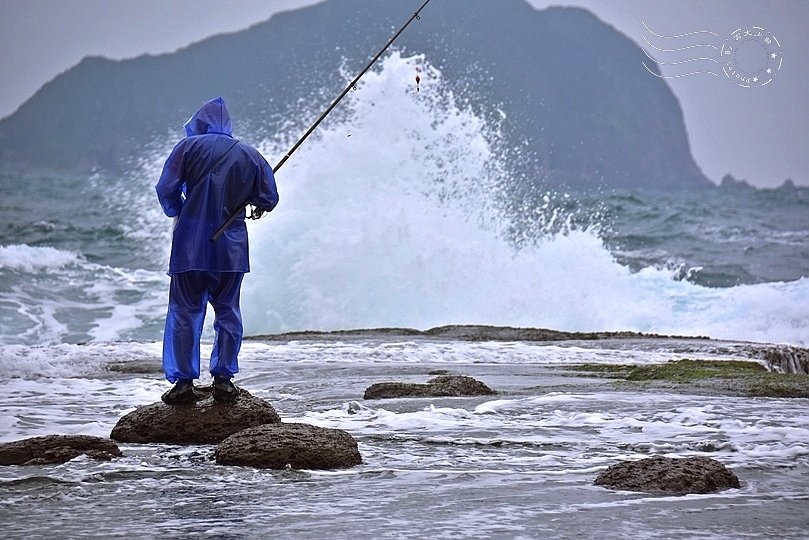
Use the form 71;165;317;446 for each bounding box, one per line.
161;379;198;405
212;376;239;402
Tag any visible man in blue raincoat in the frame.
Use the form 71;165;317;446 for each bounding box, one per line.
155;97;278;405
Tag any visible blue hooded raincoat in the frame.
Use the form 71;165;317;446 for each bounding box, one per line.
156;97;278;382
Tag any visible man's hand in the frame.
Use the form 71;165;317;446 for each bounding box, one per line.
248;205;266;220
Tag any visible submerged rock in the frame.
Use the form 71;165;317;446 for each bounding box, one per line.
364;375;497;399
0;435;122;465
110;386;281;444
594;456;740;495
215;422;362;470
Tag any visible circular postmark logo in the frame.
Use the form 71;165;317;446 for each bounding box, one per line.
720;26;782;87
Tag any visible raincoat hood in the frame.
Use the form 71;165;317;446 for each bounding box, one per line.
183;97;233;137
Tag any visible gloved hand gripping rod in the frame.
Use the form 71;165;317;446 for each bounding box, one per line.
211;0;433;242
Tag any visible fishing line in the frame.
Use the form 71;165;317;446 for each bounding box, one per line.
212;0;433;242
411;0;480;93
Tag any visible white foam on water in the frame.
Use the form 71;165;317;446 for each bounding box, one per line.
0;336;762;380
0;249;168;345
0;375;166;443
296;392;809;471
0;244;80;272
0;341;162;379
234;340;757;368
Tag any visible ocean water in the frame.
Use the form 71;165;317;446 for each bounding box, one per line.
2;53;808;348
2;338;809;538
1;53;808;538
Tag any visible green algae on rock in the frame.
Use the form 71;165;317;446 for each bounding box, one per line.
571;359;809;398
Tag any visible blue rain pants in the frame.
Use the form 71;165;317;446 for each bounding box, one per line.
162;270;244;383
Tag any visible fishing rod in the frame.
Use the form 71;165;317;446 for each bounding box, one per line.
211;0;433;242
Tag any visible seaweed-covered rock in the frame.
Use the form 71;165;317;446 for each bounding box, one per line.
594;456;740;495
110;386;280;444
0;435;122;465
364;375;497;399
215;422;362;470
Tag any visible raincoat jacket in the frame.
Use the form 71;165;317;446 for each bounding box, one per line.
155;97;278;275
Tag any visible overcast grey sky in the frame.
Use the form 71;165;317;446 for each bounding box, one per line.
0;0;806;187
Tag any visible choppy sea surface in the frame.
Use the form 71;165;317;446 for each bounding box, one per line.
1;53;808;538
2;338;809;539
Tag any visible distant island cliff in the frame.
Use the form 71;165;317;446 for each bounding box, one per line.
0;0;712;190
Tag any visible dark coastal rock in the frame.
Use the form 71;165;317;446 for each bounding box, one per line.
215;422;362;470
719;173;755;191
110;386;281;444
594;456;740;495
763;345;809;375
364;375;497;400
777;179;798;191
0;435;122;465
252;324;668;343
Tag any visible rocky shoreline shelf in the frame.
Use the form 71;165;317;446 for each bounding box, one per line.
247;324;809;376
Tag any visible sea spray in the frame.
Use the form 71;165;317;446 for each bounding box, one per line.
0;53;807;346
241;53;809;345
